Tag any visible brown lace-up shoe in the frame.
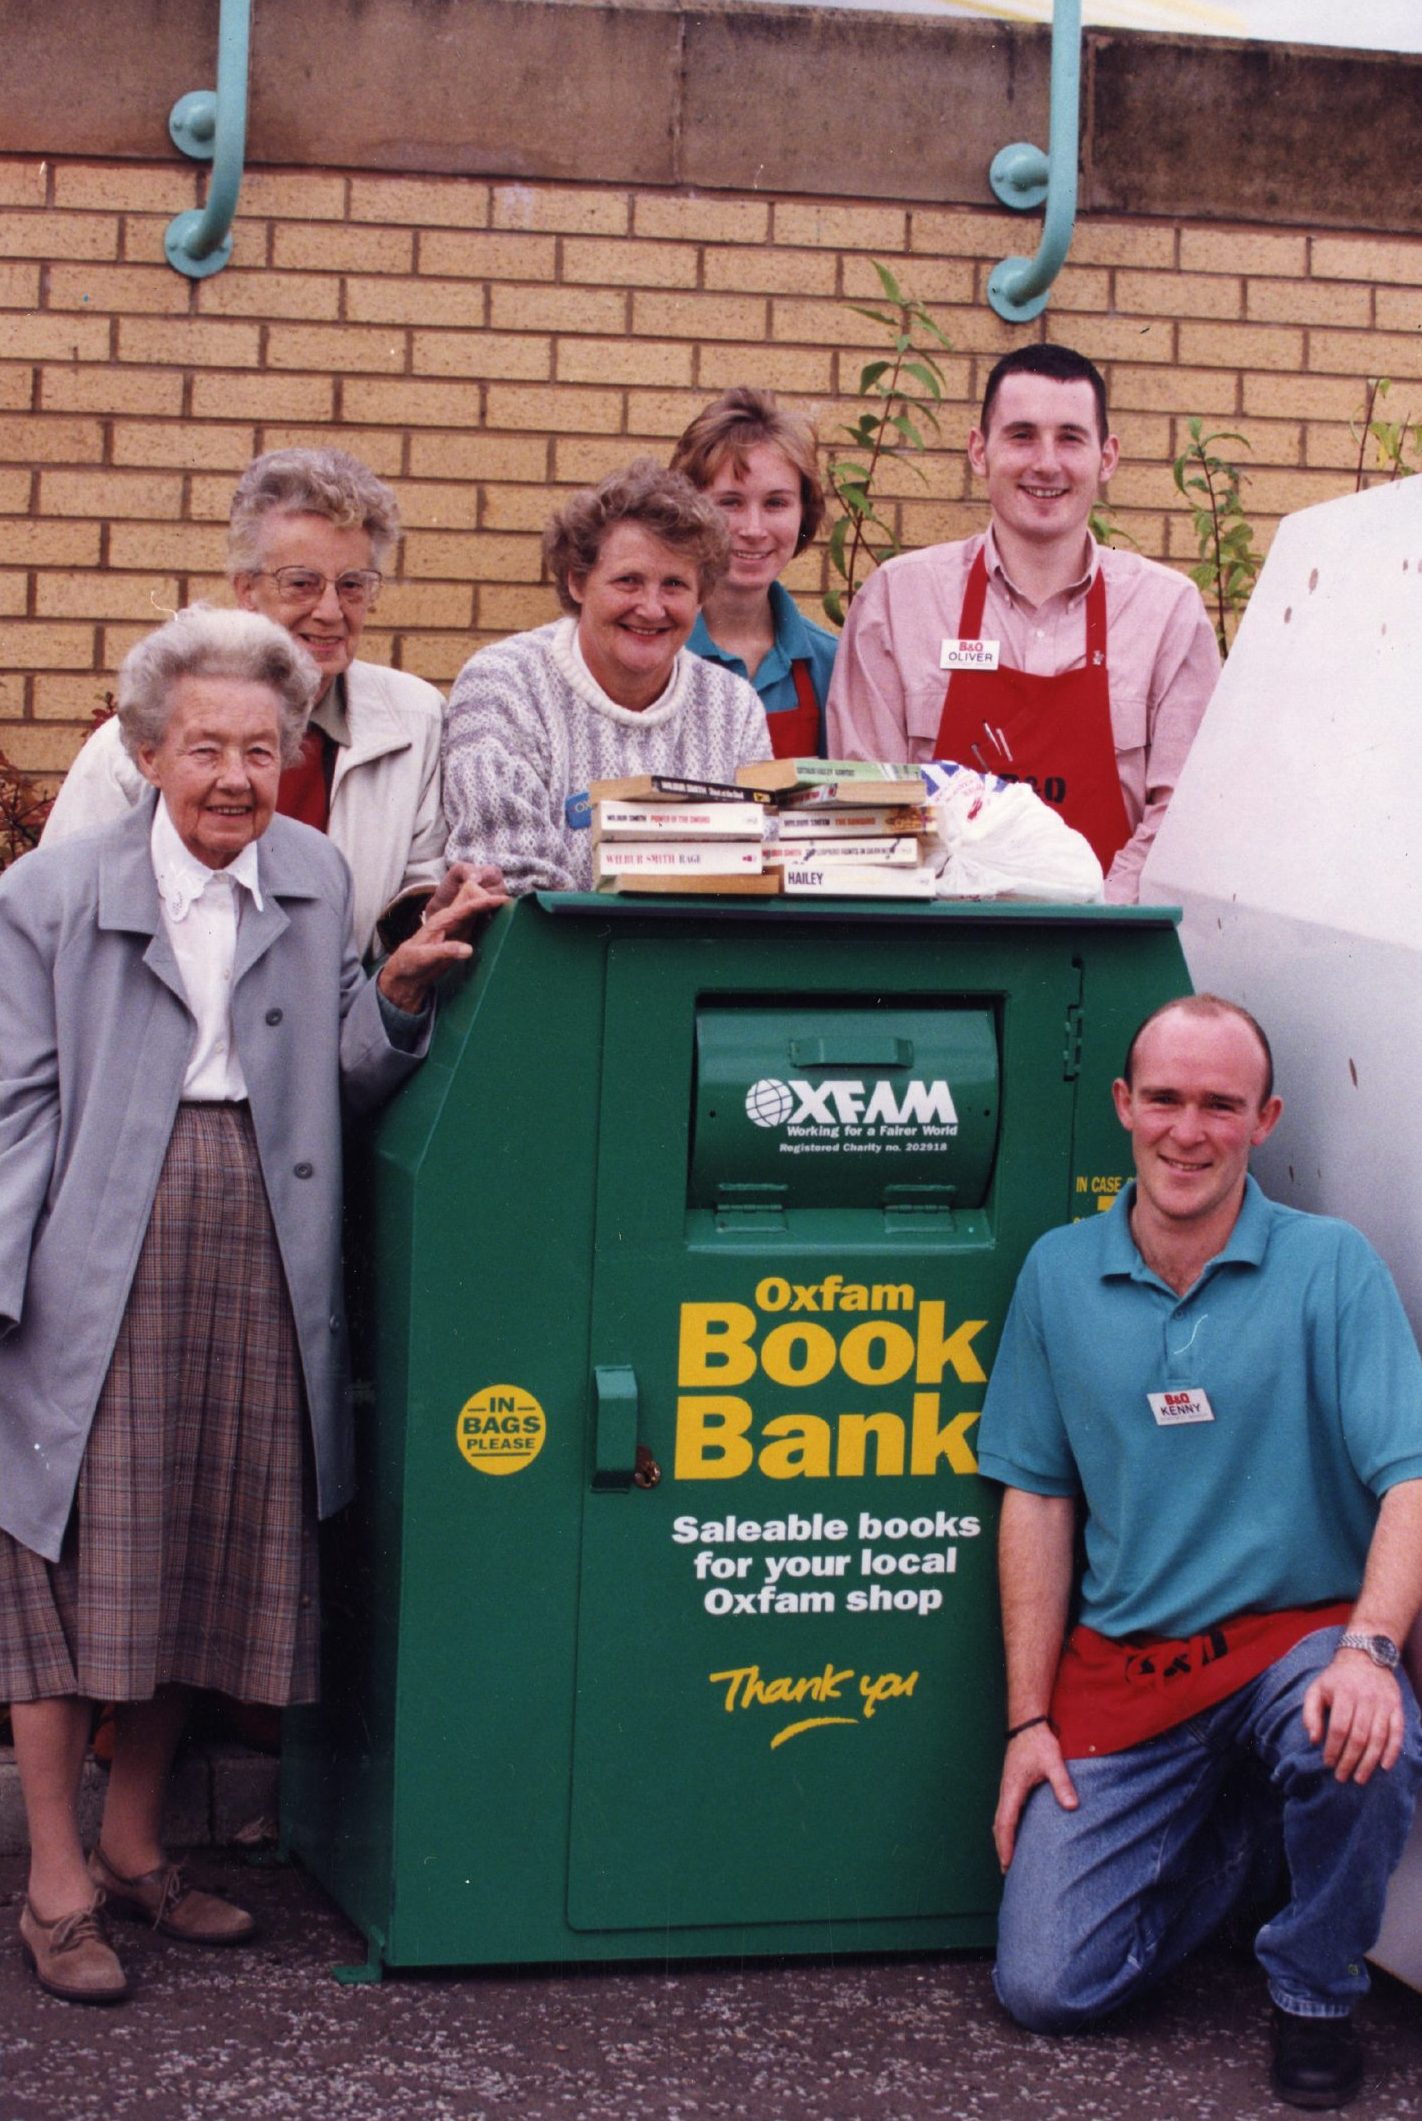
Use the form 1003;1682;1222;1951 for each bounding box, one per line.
87;1846;257;1946
19;1892;129;2004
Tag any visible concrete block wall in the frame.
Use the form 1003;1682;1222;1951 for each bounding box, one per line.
0;1743;277;1856
4;154;1421;784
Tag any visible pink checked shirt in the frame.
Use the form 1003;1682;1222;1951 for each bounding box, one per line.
826;529;1221;902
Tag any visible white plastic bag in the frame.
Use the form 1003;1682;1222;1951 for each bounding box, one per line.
920;761;1104;903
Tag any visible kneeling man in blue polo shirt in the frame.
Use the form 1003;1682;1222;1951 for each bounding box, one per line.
978;994;1422;2111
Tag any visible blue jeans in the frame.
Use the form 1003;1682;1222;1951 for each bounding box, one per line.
995;1628;1422;2032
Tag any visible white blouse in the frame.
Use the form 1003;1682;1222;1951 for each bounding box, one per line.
150;797;265;1101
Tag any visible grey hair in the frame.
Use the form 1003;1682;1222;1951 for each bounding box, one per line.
227;446;400;573
117;605;319;768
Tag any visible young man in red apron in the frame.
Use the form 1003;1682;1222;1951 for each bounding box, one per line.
826;345;1220;901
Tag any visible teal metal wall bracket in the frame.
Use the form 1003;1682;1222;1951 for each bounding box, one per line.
164;0;251;279
987;0;1081;324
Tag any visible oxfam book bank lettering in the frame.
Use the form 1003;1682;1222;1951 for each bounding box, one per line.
671;1273;989;1749
672;1272;986;1600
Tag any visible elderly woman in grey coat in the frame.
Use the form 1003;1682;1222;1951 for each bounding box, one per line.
0;604;503;2006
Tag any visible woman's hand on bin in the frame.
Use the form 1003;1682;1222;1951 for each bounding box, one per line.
423;860;508;921
377;869;509;1015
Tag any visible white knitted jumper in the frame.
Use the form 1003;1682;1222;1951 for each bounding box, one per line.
442;617;772;894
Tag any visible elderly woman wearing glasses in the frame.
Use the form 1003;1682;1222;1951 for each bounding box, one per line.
0;604;501;2006
44;448;470;956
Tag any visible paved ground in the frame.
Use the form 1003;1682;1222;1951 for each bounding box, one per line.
2;1853;1421;2121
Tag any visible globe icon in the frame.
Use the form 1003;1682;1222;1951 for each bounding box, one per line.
745;1077;794;1128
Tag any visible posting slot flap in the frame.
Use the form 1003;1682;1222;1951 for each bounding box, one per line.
689;1003;999;1215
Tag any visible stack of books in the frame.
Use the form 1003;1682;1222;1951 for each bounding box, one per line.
737;760;937;899
588;773;781;894
586;763;938;899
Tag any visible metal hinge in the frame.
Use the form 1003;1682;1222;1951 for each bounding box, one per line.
1062;998;1084;1081
714;1182;789;1231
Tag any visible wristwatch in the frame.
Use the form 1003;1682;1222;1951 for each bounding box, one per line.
1338;1630;1401;1669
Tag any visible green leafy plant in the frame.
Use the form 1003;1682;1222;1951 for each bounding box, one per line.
822;263;954;628
0;698;112;872
1352;376;1422;487
1088;501;1139;551
1171;418;1263;658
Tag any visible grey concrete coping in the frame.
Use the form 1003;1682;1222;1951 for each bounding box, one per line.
5;0;1422;235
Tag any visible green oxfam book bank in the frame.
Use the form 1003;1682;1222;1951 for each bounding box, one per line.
282;892;1188;1974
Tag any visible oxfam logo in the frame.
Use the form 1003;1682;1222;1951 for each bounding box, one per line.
743;1076;960;1133
745;1077;795;1128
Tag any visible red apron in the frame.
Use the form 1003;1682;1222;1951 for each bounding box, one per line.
1049;1601;1352;1760
934;548;1130;873
277;725;334;832
767;658;823;760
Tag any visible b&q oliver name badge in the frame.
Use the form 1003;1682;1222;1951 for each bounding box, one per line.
456;1384;547;1475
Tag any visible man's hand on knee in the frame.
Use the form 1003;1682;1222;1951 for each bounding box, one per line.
993;1725;1079;1870
1303;1655;1405;1784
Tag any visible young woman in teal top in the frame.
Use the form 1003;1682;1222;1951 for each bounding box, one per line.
671;388;838;758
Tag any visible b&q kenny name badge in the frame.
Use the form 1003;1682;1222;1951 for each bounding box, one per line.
1148;1388;1215;1427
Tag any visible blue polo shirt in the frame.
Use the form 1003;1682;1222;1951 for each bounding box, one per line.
977;1178;1422;1640
686;581;838;752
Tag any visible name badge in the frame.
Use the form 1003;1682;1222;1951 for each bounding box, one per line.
1148;1388;1215;1427
940;639;1000;672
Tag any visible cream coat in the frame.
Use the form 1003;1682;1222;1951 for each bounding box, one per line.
0;798;427;1561
42;661;446;956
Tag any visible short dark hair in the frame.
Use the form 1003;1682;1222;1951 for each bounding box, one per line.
980;345;1109;444
1122;994;1275;1106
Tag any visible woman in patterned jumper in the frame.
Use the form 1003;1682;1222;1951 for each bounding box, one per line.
442;458;771;894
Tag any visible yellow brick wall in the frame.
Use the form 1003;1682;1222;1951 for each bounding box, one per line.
5;155;1422;780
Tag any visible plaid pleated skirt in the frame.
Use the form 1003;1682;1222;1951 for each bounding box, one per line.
0;1103;320;1705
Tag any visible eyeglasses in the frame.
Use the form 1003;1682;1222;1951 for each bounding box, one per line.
250;567;384;609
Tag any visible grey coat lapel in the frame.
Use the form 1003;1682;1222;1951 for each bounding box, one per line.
94;791;190;1012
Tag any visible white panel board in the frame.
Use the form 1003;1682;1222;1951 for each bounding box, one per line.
1142;477;1422;1985
1142;476;1422;1325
